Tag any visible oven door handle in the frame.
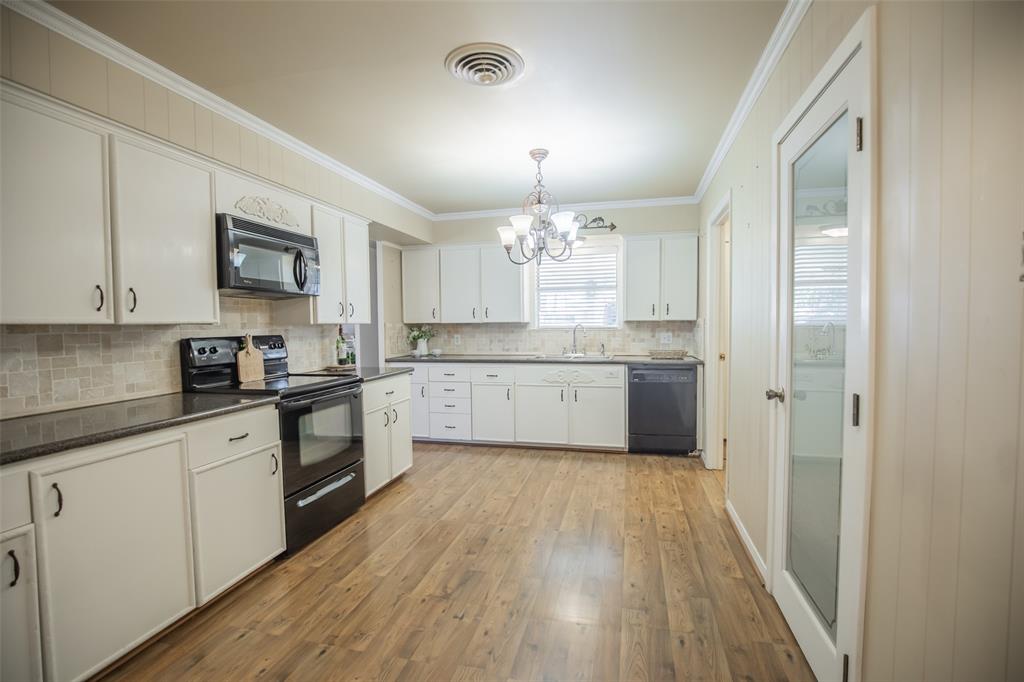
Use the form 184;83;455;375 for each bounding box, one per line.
296;473;356;508
279;385;362;411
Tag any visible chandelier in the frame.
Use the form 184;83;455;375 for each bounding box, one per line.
497;149;615;265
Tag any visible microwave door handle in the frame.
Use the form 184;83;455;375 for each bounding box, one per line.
292;250;303;290
297;251;308;290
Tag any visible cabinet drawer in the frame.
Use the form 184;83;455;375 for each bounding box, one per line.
187;406;279;469
470;365;516;384
428;365;471;383
362;375;411;412
429;413;472;440
430;382;471;399
429;397;472;414
388;363;427;383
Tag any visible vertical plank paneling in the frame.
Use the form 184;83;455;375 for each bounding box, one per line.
1;6;12;79
142;79;169;139
862;3;911;680
211;112;241;167
892;5;943;680
923;5;973;680
9;11;49;93
48;32;107;115
167;91;196;150
238;128;259;174
194;105;213;157
952;3;1024;677
106;61;145;130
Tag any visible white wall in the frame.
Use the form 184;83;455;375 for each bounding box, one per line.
698;2;1024;680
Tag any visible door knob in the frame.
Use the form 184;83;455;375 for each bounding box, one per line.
765;388;785;403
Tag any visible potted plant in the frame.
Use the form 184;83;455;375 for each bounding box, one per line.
407;325;436;357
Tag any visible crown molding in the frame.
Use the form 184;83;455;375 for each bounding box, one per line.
692;0;811;202
3;0;436;221
434;195;700;222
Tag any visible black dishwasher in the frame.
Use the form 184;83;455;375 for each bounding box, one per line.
627;364;699;454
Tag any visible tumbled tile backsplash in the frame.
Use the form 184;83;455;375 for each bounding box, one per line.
0;297;337;418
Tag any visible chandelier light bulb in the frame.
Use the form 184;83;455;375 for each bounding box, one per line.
496;226;516;249
550;211;576;236
509;214;533;236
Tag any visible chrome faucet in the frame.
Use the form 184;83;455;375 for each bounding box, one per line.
571;324;585;355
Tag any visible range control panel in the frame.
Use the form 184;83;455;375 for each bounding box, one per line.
183;335;288;368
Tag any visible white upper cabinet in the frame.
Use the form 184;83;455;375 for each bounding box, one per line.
440;247;482;323
480;245;526;323
214;169;311;235
111;138;219;324
624;237;662;321
660;234;698;320
1;96;113;324
625;234;698;321
311;207;345;324
343;217;371;324
402;248;441;323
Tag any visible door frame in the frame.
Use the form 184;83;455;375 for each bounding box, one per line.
701;189;732;471
766;7;877;681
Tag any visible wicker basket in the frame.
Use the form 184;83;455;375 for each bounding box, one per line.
648;349;690;360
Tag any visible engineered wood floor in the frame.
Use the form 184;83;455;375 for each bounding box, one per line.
103;444;814;681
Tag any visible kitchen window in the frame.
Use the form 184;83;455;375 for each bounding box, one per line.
793;242;848;325
535;237;621;328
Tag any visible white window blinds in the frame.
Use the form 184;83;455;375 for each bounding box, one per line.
793;243;848;325
536;242;619;328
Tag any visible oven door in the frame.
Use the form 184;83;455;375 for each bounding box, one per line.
278;384;363;497
219;222;320;297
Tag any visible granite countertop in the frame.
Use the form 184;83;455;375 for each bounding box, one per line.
1;393;279;466
387;353;704;366
360;366;414;382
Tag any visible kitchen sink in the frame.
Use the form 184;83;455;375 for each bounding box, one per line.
531;353;615;361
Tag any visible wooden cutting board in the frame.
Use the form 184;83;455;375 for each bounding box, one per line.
236;334;265;383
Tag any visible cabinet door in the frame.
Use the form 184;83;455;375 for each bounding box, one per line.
363;406;391;495
515;384;569;444
472;384;515;442
190;445;285;605
389;399;414;477
312;207;345;324
1;525;43;682
411;383;430;438
440;247;482;323
402;249;441;323
624;237;661;321
570;385;626;448
32;435;194;682
660;234;698;321
1;98;112;324
343;217;371;324
112;138;218;324
480;245;524;322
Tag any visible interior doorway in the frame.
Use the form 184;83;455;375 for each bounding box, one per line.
717;216;732;472
702;191;732;473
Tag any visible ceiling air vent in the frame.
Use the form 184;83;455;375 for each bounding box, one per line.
445;43;524;86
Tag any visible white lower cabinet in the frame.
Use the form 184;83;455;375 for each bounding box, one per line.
189;444;285;605
515;384;570;445
569;385;626;448
362;376;414;496
410;383;430;438
472;383;515;442
1;524;43;682
31;434;195;682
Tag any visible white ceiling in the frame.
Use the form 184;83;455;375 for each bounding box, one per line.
53;1;786;214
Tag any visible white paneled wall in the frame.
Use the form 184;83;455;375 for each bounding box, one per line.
699;2;1024;680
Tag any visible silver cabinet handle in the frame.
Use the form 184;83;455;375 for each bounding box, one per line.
486;374;498;378
443;388;455;392
444;403;456;408
444;425;456;430
765;388;785;403
444;372;455;377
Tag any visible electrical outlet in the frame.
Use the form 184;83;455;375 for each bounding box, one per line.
453;334;461;346
660;332;673;345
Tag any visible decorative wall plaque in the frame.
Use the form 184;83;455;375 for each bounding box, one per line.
234;196;301;228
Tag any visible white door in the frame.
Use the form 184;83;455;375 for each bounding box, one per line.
515;384;569;444
401;248;441;323
363;406;391;495
660;234;698;321
343;217;371;324
480;245;524;322
31;436;195;682
624;237;661;320
472;383;515;442
112;138;218;324
189;445;285;604
410;383;430;438
1;525;43;682
569;385;626;448
312;207;346;324
770;28;872;682
1;98;113;324
440;247;482;323
389;399;414;477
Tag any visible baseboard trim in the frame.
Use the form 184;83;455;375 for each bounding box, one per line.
725;499;768;583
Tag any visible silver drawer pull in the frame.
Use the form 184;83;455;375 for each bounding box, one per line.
486;374;498;378
443;388;455;392
444;425;456;429
444;403;455;408
297;474;355;508
443;372;455;377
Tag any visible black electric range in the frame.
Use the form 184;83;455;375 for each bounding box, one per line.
180;335;365;552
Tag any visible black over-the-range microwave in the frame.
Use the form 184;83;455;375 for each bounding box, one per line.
216;213;320;299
